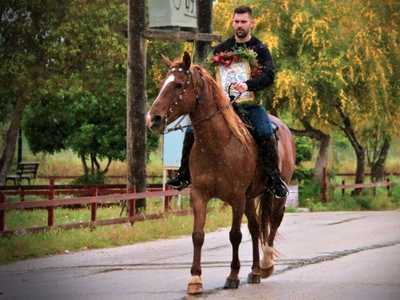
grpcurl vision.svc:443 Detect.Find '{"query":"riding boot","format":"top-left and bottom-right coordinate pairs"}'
top-left (166, 132), bottom-right (194, 190)
top-left (257, 135), bottom-right (289, 198)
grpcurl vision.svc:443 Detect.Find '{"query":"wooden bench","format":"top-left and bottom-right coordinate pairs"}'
top-left (6, 162), bottom-right (39, 185)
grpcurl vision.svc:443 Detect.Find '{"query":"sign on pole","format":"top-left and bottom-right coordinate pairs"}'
top-left (163, 116), bottom-right (191, 169)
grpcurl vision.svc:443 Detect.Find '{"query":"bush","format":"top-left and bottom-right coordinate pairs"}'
top-left (298, 182), bottom-right (322, 207)
top-left (295, 136), bottom-right (313, 165)
top-left (292, 167), bottom-right (314, 184)
top-left (299, 180), bottom-right (400, 211)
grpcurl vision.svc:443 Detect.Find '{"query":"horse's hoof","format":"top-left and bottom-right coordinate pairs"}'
top-left (224, 278), bottom-right (240, 289)
top-left (247, 273), bottom-right (261, 284)
top-left (260, 265), bottom-right (274, 278)
top-left (187, 282), bottom-right (203, 295)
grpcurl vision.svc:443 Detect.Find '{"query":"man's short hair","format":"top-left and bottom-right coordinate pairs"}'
top-left (234, 5), bottom-right (253, 17)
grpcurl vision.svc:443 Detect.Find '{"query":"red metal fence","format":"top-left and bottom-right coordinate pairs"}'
top-left (1, 180), bottom-right (164, 202)
top-left (0, 183), bottom-right (190, 237)
top-left (321, 168), bottom-right (396, 202)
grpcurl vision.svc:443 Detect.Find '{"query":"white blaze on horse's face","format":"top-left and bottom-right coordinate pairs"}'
top-left (146, 73), bottom-right (177, 130)
top-left (151, 74), bottom-right (176, 108)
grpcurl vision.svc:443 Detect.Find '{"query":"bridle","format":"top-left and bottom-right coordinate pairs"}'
top-left (164, 67), bottom-right (240, 134)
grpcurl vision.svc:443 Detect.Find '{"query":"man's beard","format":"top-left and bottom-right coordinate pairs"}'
top-left (235, 28), bottom-right (249, 39)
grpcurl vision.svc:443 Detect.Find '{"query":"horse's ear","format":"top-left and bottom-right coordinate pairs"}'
top-left (182, 52), bottom-right (191, 70)
top-left (161, 54), bottom-right (171, 68)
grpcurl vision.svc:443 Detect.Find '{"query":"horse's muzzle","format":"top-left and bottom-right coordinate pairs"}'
top-left (146, 113), bottom-right (165, 133)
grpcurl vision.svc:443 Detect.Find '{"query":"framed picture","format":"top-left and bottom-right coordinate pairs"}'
top-left (215, 61), bottom-right (255, 103)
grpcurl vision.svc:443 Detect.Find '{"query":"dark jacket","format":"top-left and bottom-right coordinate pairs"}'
top-left (213, 36), bottom-right (275, 93)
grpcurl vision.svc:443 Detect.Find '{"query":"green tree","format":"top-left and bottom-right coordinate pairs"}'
top-left (22, 92), bottom-right (128, 180)
top-left (0, 0), bottom-right (129, 184)
top-left (261, 0), bottom-right (399, 186)
top-left (1, 0), bottom-right (188, 184)
top-left (0, 0), bottom-right (66, 184)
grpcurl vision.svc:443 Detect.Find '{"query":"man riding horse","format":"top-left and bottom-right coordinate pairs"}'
top-left (167, 5), bottom-right (288, 199)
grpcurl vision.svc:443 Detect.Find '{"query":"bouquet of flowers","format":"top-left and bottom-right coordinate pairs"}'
top-left (204, 46), bottom-right (263, 78)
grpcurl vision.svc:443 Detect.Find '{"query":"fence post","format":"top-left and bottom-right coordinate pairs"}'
top-left (91, 188), bottom-right (98, 222)
top-left (48, 178), bottom-right (55, 200)
top-left (387, 178), bottom-right (392, 197)
top-left (48, 178), bottom-right (55, 226)
top-left (20, 187), bottom-right (25, 202)
top-left (0, 192), bottom-right (5, 231)
top-left (342, 180), bottom-right (345, 196)
top-left (164, 184), bottom-right (172, 212)
top-left (321, 167), bottom-right (327, 203)
top-left (129, 186), bottom-right (136, 220)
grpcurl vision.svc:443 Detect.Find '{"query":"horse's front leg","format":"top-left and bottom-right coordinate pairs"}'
top-left (224, 198), bottom-right (245, 289)
top-left (187, 192), bottom-right (208, 295)
top-left (244, 199), bottom-right (261, 284)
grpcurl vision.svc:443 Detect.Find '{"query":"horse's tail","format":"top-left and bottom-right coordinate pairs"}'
top-left (257, 192), bottom-right (271, 246)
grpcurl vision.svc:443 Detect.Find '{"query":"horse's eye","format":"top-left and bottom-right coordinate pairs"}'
top-left (176, 83), bottom-right (183, 89)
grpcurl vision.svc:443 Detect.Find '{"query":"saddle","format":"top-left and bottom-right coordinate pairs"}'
top-left (232, 102), bottom-right (279, 140)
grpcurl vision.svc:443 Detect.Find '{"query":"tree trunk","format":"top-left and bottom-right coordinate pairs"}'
top-left (80, 153), bottom-right (88, 176)
top-left (352, 146), bottom-right (365, 195)
top-left (91, 154), bottom-right (95, 176)
top-left (314, 134), bottom-right (331, 182)
top-left (334, 104), bottom-right (365, 195)
top-left (369, 137), bottom-right (390, 182)
top-left (290, 118), bottom-right (331, 183)
top-left (92, 154), bottom-right (100, 173)
top-left (0, 98), bottom-right (27, 185)
top-left (102, 157), bottom-right (112, 175)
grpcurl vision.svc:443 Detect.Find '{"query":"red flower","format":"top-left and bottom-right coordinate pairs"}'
top-left (251, 68), bottom-right (263, 77)
top-left (212, 55), bottom-right (220, 62)
top-left (219, 59), bottom-right (230, 66)
top-left (233, 56), bottom-right (239, 61)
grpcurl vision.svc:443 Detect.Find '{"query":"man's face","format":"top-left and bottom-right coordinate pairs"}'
top-left (232, 13), bottom-right (254, 39)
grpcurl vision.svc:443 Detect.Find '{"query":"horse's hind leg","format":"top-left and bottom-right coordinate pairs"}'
top-left (244, 200), bottom-right (261, 284)
top-left (224, 200), bottom-right (245, 289)
top-left (261, 195), bottom-right (286, 279)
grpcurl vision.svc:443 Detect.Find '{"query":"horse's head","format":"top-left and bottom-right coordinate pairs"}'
top-left (146, 52), bottom-right (201, 133)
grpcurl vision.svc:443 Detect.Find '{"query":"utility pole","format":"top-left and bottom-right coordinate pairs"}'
top-left (195, 0), bottom-right (214, 62)
top-left (127, 0), bottom-right (147, 212)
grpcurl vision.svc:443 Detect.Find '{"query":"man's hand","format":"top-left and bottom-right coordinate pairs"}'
top-left (232, 82), bottom-right (248, 93)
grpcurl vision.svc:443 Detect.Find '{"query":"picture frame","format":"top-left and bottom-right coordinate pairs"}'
top-left (215, 61), bottom-right (255, 103)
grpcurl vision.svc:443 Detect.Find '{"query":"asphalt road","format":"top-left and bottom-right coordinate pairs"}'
top-left (1, 210), bottom-right (399, 300)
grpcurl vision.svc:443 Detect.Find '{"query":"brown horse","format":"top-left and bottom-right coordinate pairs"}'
top-left (146, 52), bottom-right (295, 295)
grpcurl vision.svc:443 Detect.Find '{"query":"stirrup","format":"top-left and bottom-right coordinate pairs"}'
top-left (270, 179), bottom-right (289, 199)
top-left (167, 177), bottom-right (183, 189)
top-left (167, 176), bottom-right (190, 191)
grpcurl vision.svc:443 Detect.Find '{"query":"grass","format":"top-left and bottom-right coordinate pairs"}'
top-left (0, 199), bottom-right (233, 265)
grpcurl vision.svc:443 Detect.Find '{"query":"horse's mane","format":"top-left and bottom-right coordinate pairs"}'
top-left (190, 64), bottom-right (254, 151)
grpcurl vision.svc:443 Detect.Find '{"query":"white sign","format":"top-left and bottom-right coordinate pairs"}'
top-left (149, 0), bottom-right (197, 28)
top-left (163, 116), bottom-right (191, 169)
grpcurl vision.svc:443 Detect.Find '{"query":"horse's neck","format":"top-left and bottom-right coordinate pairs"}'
top-left (192, 117), bottom-right (231, 139)
top-left (190, 97), bottom-right (233, 147)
